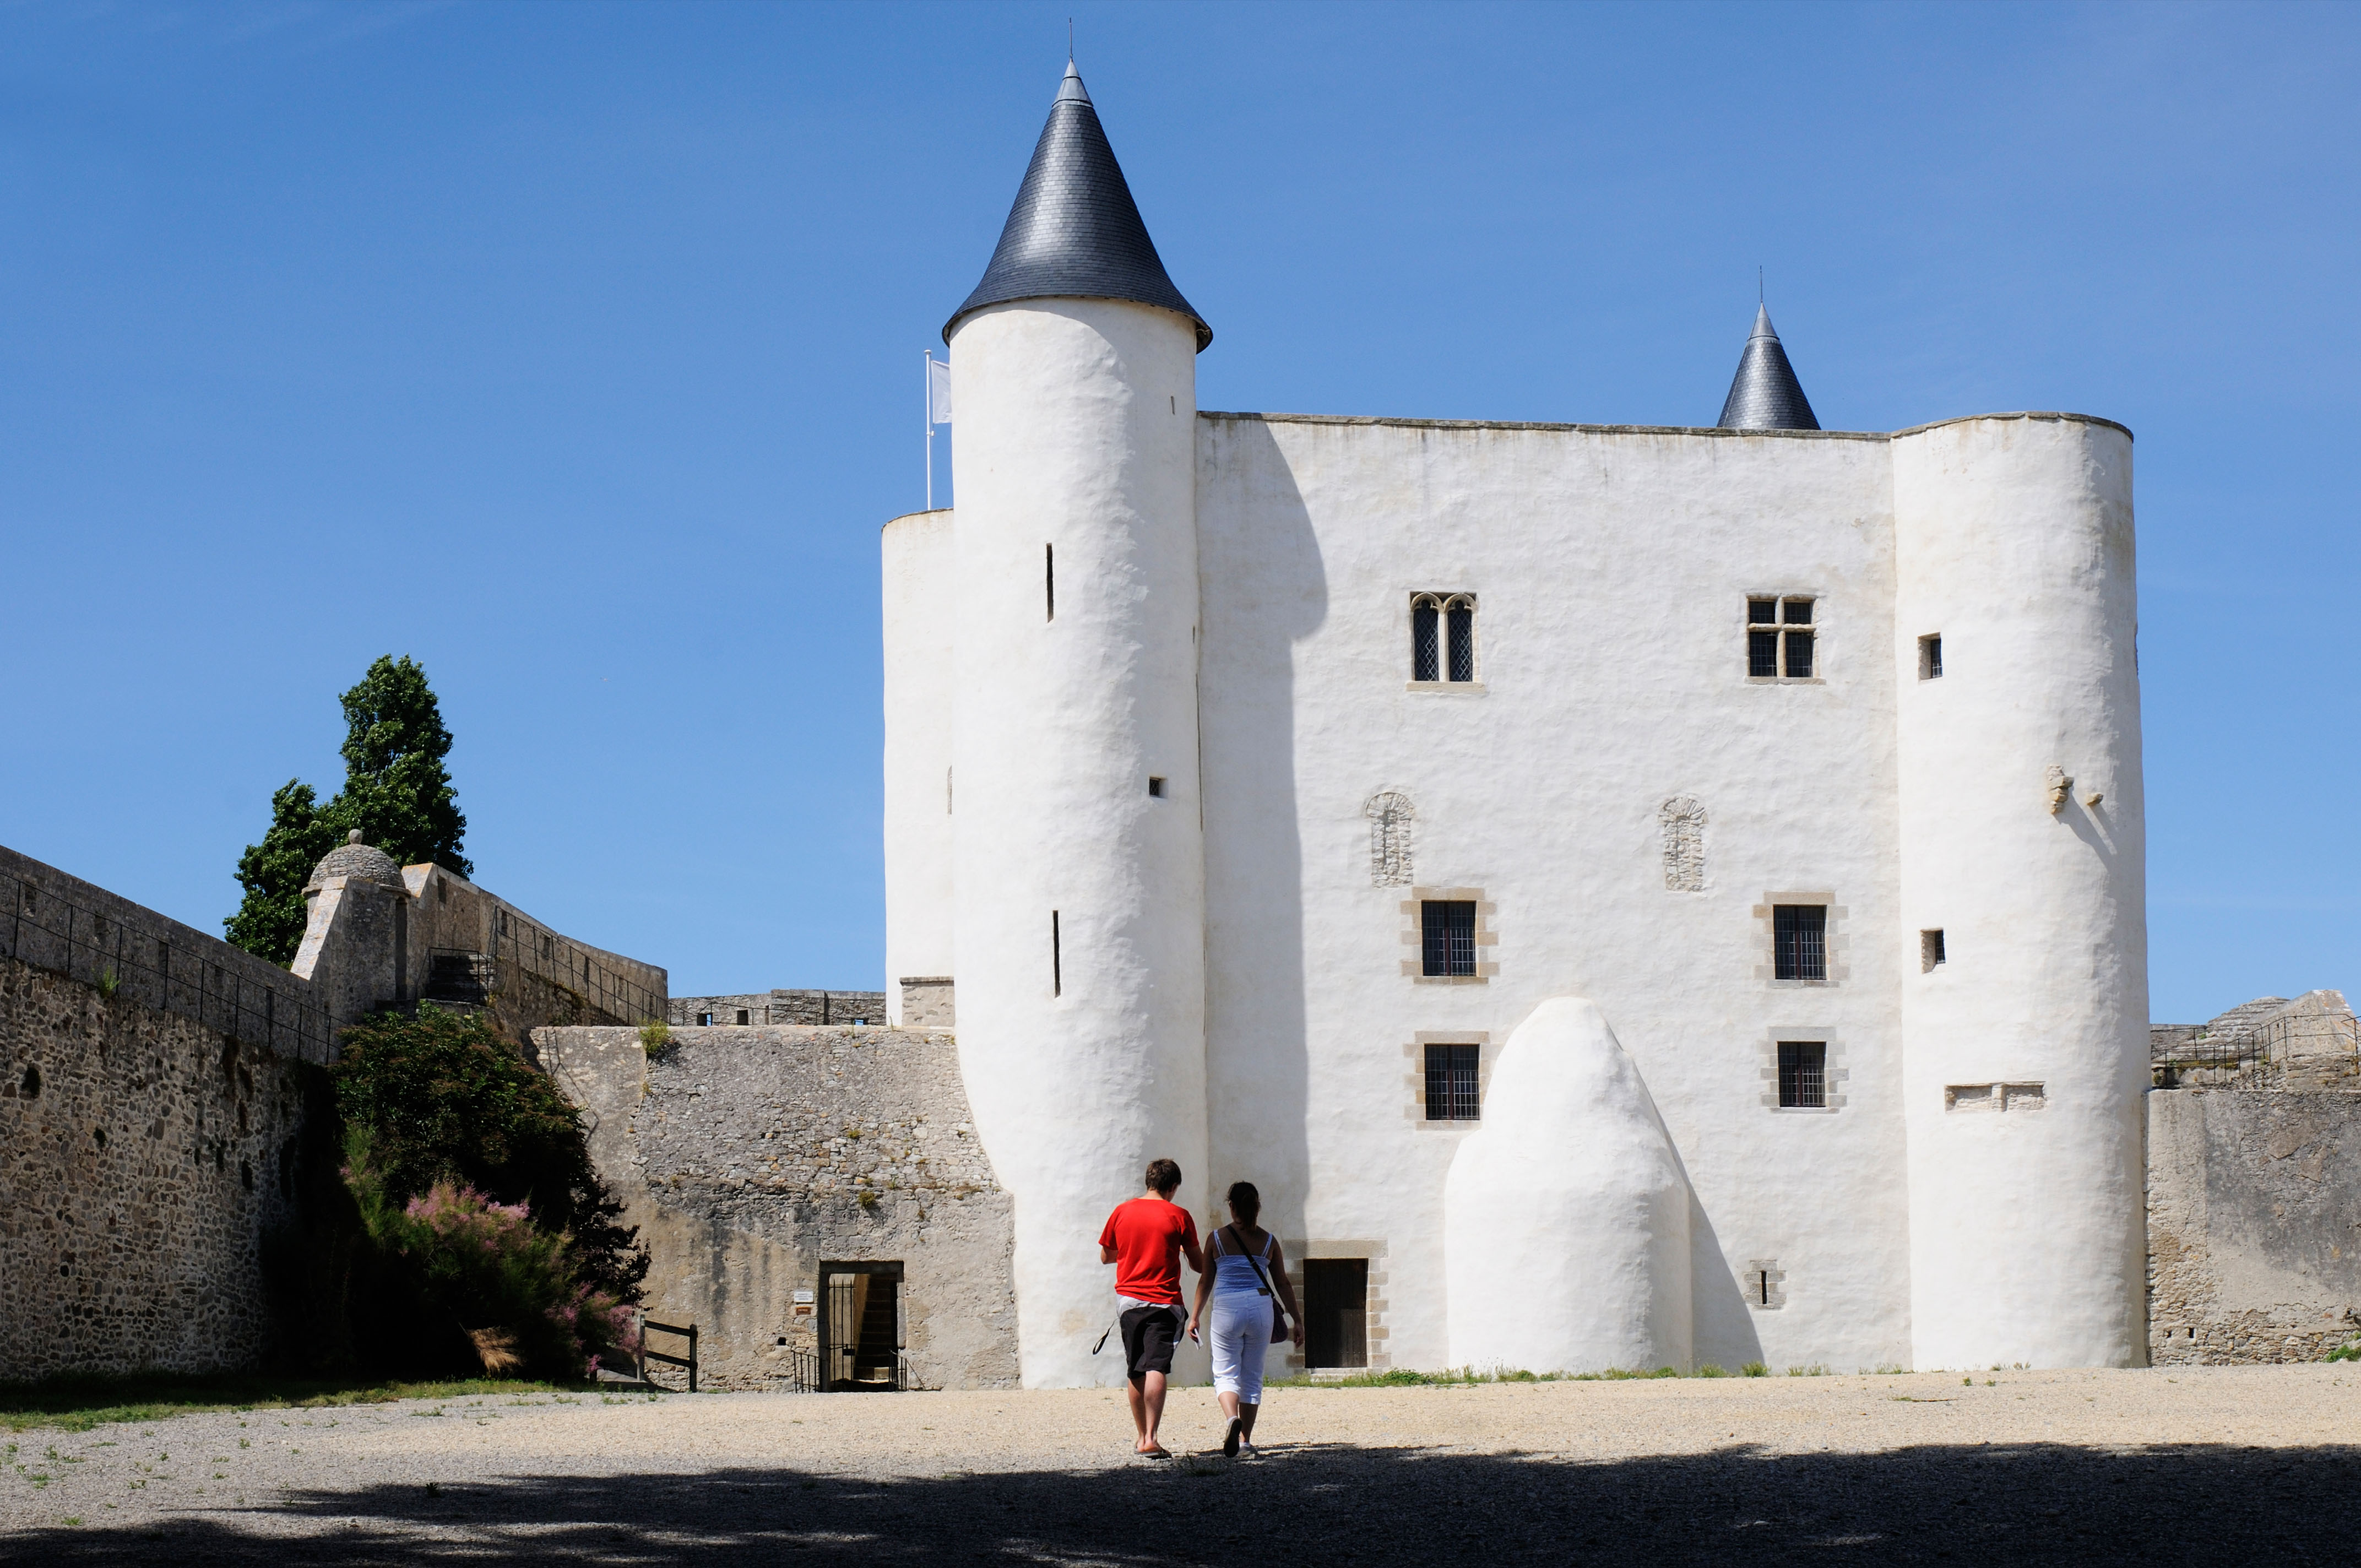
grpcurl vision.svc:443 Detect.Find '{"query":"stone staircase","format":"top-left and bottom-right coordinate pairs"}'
top-left (424, 950), bottom-right (498, 1009)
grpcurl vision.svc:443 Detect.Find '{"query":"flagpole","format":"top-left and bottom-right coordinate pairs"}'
top-left (924, 350), bottom-right (935, 512)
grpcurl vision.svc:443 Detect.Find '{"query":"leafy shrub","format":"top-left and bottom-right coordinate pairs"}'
top-left (1741, 1361), bottom-right (1769, 1377)
top-left (333, 1004), bottom-right (646, 1301)
top-left (344, 1137), bottom-right (636, 1378)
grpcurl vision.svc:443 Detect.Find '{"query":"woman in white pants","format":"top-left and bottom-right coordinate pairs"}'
top-left (1187, 1181), bottom-right (1304, 1457)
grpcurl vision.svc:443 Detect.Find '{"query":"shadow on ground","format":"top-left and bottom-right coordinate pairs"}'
top-left (5, 1441), bottom-right (2353, 1564)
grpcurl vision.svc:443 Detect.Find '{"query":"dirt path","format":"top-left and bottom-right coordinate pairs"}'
top-left (3, 1365), bottom-right (2355, 1562)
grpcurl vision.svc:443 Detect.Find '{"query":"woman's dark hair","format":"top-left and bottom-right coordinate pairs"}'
top-left (1225, 1181), bottom-right (1261, 1225)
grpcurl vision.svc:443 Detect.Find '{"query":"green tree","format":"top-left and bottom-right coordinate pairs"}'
top-left (225, 655), bottom-right (470, 964)
top-left (222, 780), bottom-right (346, 964)
top-left (333, 655), bottom-right (470, 876)
top-left (333, 1004), bottom-right (648, 1303)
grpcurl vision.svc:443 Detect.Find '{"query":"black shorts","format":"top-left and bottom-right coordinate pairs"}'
top-left (1120, 1304), bottom-right (1182, 1381)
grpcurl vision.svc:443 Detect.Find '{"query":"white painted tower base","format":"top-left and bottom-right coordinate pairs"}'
top-left (1445, 999), bottom-right (1696, 1374)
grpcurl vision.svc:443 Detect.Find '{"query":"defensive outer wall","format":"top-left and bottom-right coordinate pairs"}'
top-left (536, 1023), bottom-right (1017, 1391)
top-left (1, 841), bottom-right (662, 1382)
top-left (1, 845), bottom-right (330, 1381)
top-left (2146, 992), bottom-right (2361, 1364)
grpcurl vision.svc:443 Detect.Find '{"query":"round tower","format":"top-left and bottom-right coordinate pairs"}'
top-left (1892, 413), bottom-right (2147, 1369)
top-left (945, 63), bottom-right (1211, 1388)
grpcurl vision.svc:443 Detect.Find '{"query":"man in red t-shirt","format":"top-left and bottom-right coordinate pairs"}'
top-left (1098, 1157), bottom-right (1204, 1458)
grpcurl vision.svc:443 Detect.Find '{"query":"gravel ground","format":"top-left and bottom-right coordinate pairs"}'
top-left (3, 1365), bottom-right (2356, 1564)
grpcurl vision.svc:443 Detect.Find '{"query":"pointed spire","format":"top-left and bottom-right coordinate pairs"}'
top-left (945, 64), bottom-right (1211, 350)
top-left (1716, 304), bottom-right (1820, 431)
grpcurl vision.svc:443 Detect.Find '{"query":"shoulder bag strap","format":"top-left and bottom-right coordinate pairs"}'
top-left (1236, 1227), bottom-right (1284, 1312)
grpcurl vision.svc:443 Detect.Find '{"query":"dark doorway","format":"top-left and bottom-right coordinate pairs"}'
top-left (818, 1261), bottom-right (904, 1391)
top-left (1302, 1258), bottom-right (1369, 1369)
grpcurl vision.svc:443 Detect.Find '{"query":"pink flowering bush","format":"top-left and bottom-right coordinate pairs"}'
top-left (346, 1130), bottom-right (639, 1377)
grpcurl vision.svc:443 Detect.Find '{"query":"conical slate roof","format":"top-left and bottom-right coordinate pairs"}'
top-left (1716, 305), bottom-right (1819, 431)
top-left (945, 63), bottom-right (1211, 351)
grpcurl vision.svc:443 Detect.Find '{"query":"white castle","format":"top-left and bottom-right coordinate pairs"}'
top-left (881, 63), bottom-right (2147, 1386)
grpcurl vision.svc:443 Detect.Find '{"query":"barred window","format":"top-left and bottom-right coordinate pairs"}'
top-left (1778, 1042), bottom-right (1826, 1108)
top-left (1424, 1043), bottom-right (1480, 1120)
top-left (1772, 904), bottom-right (1826, 981)
top-left (1412, 593), bottom-right (1477, 683)
top-left (1421, 900), bottom-right (1477, 977)
top-left (1919, 633), bottom-right (1942, 680)
top-left (1747, 596), bottom-right (1815, 679)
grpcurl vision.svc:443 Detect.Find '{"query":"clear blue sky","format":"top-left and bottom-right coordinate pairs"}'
top-left (2, 2), bottom-right (2353, 1020)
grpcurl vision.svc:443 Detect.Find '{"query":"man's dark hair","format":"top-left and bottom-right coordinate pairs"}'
top-left (1144, 1158), bottom-right (1182, 1196)
top-left (1225, 1181), bottom-right (1261, 1225)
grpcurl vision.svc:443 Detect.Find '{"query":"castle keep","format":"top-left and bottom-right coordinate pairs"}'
top-left (879, 62), bottom-right (2148, 1386)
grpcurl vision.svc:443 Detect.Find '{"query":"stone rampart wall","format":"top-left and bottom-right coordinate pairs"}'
top-left (0, 954), bottom-right (312, 1381)
top-left (2147, 1088), bottom-right (2361, 1364)
top-left (667, 991), bottom-right (887, 1027)
top-left (2, 844), bottom-right (332, 1066)
top-left (538, 1024), bottom-right (1015, 1391)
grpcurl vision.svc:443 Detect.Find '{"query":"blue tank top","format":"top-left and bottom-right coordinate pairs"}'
top-left (1211, 1227), bottom-right (1276, 1298)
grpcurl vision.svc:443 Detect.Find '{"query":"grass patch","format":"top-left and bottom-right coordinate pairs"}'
top-left (0, 1372), bottom-right (625, 1434)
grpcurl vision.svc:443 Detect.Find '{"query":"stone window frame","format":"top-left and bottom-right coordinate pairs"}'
top-left (1752, 892), bottom-right (1848, 988)
top-left (1275, 1239), bottom-right (1392, 1375)
top-left (1401, 1032), bottom-right (1492, 1128)
top-left (1744, 592), bottom-right (1826, 685)
top-left (1741, 1257), bottom-right (1789, 1310)
top-left (1406, 592), bottom-right (1485, 693)
top-left (1757, 1026), bottom-right (1849, 1113)
top-left (1945, 1082), bottom-right (2047, 1113)
top-left (1400, 887), bottom-right (1499, 984)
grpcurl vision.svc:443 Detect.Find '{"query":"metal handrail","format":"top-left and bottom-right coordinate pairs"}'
top-left (490, 907), bottom-right (664, 1026)
top-left (1, 861), bottom-right (331, 1062)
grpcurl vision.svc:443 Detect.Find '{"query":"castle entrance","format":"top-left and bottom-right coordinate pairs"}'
top-left (819, 1261), bottom-right (904, 1390)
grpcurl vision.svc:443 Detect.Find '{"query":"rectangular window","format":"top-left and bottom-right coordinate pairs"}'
top-left (1777, 1041), bottom-right (1827, 1108)
top-left (1746, 596), bottom-right (1817, 679)
top-left (1302, 1259), bottom-right (1370, 1369)
top-left (1922, 929), bottom-right (1946, 971)
top-left (1919, 633), bottom-right (1943, 680)
top-left (1147, 776), bottom-right (1166, 798)
top-left (1421, 900), bottom-right (1477, 976)
top-left (1447, 601), bottom-right (1475, 681)
top-left (1051, 910), bottom-right (1061, 997)
top-left (1424, 1043), bottom-right (1480, 1120)
top-left (1045, 544), bottom-right (1055, 621)
top-left (1772, 904), bottom-right (1826, 981)
top-left (735, 1008), bottom-right (750, 1025)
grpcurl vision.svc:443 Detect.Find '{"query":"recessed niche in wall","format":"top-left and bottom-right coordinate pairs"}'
top-left (1946, 1082), bottom-right (2046, 1113)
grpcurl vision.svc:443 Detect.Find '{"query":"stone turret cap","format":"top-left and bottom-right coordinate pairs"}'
top-left (305, 830), bottom-right (406, 893)
top-left (1716, 304), bottom-right (1821, 431)
top-left (943, 62), bottom-right (1211, 351)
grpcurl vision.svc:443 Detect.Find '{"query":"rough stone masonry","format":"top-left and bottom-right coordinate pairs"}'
top-left (538, 1023), bottom-right (1017, 1391)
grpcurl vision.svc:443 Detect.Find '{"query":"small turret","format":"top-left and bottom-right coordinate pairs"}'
top-left (1716, 304), bottom-right (1819, 431)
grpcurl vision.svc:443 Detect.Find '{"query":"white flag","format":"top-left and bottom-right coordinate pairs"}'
top-left (927, 356), bottom-right (953, 425)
